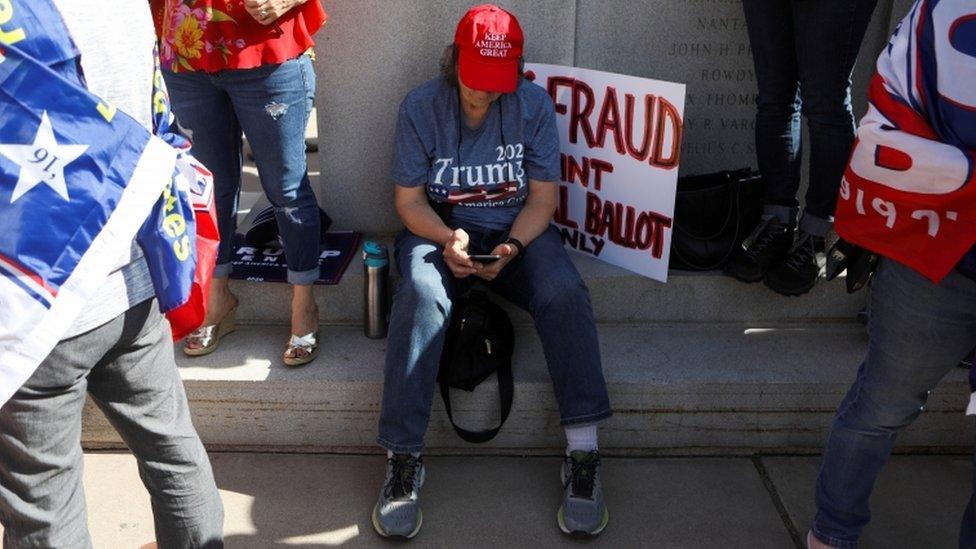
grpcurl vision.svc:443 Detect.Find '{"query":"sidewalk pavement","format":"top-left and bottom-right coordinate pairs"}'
top-left (0, 452), bottom-right (970, 548)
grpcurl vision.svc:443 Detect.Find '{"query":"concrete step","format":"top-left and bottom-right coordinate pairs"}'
top-left (81, 322), bottom-right (969, 454)
top-left (230, 246), bottom-right (865, 326)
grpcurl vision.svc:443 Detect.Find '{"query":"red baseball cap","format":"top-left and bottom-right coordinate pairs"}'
top-left (454, 4), bottom-right (524, 93)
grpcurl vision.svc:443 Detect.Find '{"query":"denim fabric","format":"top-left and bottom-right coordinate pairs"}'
top-left (0, 300), bottom-right (223, 548)
top-left (812, 259), bottom-right (976, 548)
top-left (163, 54), bottom-right (320, 285)
top-left (742, 0), bottom-right (877, 236)
top-left (377, 224), bottom-right (612, 453)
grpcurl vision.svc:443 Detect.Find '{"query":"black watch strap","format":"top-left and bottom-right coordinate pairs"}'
top-left (504, 237), bottom-right (525, 258)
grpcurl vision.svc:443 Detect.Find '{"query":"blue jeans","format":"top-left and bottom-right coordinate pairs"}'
top-left (812, 259), bottom-right (976, 548)
top-left (377, 224), bottom-right (612, 453)
top-left (742, 0), bottom-right (877, 236)
top-left (163, 54), bottom-right (320, 285)
top-left (0, 300), bottom-right (223, 548)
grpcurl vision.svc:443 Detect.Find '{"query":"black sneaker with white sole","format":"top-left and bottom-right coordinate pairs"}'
top-left (725, 218), bottom-right (795, 283)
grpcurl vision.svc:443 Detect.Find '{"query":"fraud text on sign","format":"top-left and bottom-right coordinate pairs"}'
top-left (527, 64), bottom-right (686, 282)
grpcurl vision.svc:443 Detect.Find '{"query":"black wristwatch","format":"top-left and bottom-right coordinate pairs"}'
top-left (504, 237), bottom-right (525, 259)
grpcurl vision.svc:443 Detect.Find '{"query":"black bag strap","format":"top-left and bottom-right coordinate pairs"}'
top-left (438, 286), bottom-right (515, 444)
top-left (673, 172), bottom-right (739, 241)
top-left (438, 357), bottom-right (513, 444)
top-left (670, 186), bottom-right (742, 271)
top-left (671, 170), bottom-right (756, 271)
top-left (438, 289), bottom-right (513, 443)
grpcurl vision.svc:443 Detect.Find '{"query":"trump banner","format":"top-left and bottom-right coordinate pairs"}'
top-left (527, 64), bottom-right (685, 282)
top-left (834, 0), bottom-right (976, 284)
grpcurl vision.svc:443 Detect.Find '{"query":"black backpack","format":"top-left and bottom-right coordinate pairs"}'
top-left (438, 289), bottom-right (515, 443)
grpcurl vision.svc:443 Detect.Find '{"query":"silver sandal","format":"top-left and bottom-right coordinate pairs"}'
top-left (283, 331), bottom-right (319, 367)
top-left (183, 307), bottom-right (237, 357)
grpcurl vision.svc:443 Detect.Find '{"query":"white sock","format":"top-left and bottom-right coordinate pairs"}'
top-left (564, 424), bottom-right (598, 455)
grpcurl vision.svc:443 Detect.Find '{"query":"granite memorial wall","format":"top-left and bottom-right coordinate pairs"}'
top-left (314, 0), bottom-right (903, 234)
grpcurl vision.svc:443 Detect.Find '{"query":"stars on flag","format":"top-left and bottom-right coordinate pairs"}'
top-left (0, 111), bottom-right (88, 203)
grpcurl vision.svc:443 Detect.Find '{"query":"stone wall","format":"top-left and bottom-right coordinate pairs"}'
top-left (313, 0), bottom-right (903, 234)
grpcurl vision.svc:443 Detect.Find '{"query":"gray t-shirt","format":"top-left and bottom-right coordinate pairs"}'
top-left (392, 77), bottom-right (561, 231)
top-left (55, 1), bottom-right (157, 338)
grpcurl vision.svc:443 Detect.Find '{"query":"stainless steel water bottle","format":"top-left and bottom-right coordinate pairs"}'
top-left (363, 241), bottom-right (390, 339)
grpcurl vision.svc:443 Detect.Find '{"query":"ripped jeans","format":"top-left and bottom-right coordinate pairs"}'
top-left (163, 54), bottom-right (321, 284)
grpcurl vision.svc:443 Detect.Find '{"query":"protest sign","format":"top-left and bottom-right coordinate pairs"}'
top-left (527, 63), bottom-right (685, 282)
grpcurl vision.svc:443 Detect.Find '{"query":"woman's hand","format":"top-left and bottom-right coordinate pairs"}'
top-left (442, 229), bottom-right (481, 279)
top-left (475, 242), bottom-right (517, 282)
top-left (244, 0), bottom-right (306, 25)
top-left (392, 186), bottom-right (476, 278)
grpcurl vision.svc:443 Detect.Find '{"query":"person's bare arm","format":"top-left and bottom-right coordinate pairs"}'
top-left (507, 179), bottom-right (557, 247)
top-left (395, 185), bottom-right (480, 278)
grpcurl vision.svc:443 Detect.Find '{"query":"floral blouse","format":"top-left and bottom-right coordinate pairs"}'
top-left (151, 0), bottom-right (327, 73)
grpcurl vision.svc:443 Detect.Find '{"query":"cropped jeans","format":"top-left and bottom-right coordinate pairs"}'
top-left (812, 259), bottom-right (976, 548)
top-left (163, 54), bottom-right (320, 284)
top-left (742, 0), bottom-right (877, 237)
top-left (377, 224), bottom-right (612, 453)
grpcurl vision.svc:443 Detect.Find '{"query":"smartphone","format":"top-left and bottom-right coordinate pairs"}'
top-left (469, 254), bottom-right (502, 264)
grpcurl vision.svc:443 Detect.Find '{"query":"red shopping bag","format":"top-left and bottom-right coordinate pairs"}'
top-left (165, 160), bottom-right (220, 340)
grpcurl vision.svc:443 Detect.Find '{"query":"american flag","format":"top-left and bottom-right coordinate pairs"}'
top-left (434, 181), bottom-right (520, 205)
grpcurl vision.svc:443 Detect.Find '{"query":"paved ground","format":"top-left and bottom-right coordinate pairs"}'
top-left (0, 452), bottom-right (969, 548)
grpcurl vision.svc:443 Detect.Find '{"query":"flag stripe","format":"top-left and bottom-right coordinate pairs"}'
top-left (0, 262), bottom-right (52, 308)
top-left (0, 252), bottom-right (56, 304)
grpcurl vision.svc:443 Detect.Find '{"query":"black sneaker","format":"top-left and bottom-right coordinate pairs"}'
top-left (725, 218), bottom-right (794, 282)
top-left (764, 231), bottom-right (824, 296)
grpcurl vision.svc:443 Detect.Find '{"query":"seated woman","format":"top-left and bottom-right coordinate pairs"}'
top-left (372, 4), bottom-right (612, 540)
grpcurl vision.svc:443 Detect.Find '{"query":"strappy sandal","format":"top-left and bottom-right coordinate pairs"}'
top-left (183, 307), bottom-right (237, 357)
top-left (283, 331), bottom-right (320, 367)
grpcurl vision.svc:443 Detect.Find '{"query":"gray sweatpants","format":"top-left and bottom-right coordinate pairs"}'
top-left (0, 299), bottom-right (224, 548)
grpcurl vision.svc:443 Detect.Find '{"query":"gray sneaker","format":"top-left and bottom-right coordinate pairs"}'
top-left (557, 450), bottom-right (608, 536)
top-left (372, 454), bottom-right (425, 539)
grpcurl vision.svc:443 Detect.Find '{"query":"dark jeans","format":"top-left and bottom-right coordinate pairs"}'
top-left (163, 54), bottom-right (320, 285)
top-left (742, 0), bottom-right (877, 237)
top-left (377, 224), bottom-right (612, 453)
top-left (812, 259), bottom-right (976, 548)
top-left (0, 300), bottom-right (224, 548)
